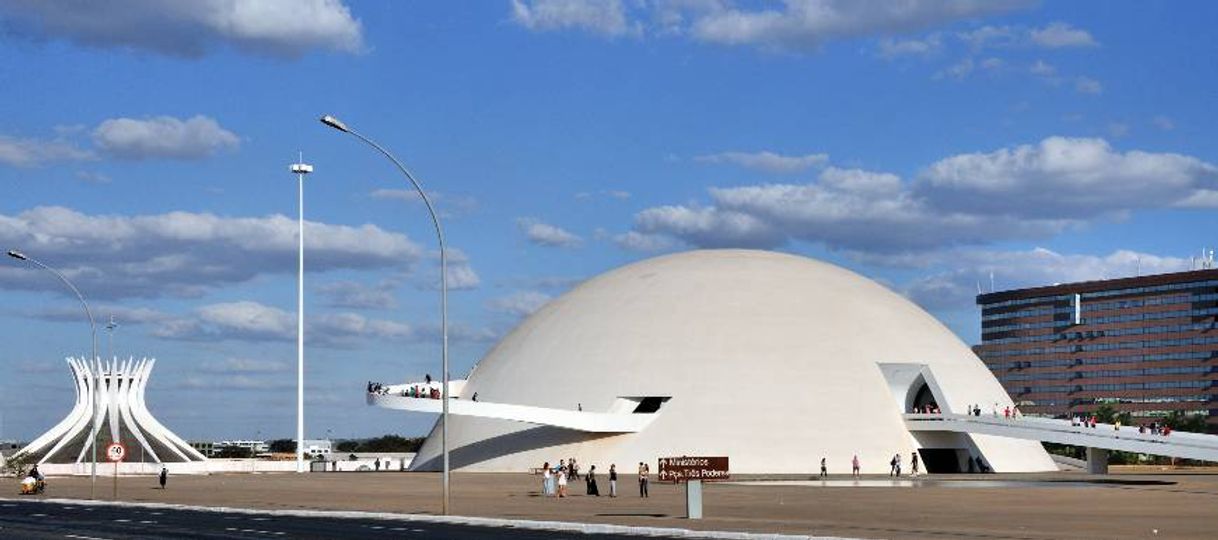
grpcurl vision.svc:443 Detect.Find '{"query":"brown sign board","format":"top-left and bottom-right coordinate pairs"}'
top-left (658, 456), bottom-right (729, 482)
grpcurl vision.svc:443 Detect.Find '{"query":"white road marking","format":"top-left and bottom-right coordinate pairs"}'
top-left (138, 520), bottom-right (156, 524)
top-left (31, 513), bottom-right (48, 517)
top-left (65, 535), bottom-right (114, 540)
top-left (113, 519), bottom-right (130, 523)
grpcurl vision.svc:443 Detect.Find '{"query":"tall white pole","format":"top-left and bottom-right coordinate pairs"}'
top-left (291, 158), bottom-right (313, 474)
top-left (318, 115), bottom-right (450, 514)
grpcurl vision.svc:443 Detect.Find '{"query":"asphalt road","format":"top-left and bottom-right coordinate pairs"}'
top-left (0, 499), bottom-right (680, 539)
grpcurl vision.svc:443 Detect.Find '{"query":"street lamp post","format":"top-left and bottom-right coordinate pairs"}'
top-left (318, 114), bottom-right (451, 515)
top-left (291, 156), bottom-right (313, 474)
top-left (7, 249), bottom-right (99, 498)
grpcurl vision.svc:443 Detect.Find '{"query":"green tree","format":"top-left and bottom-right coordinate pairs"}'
top-left (1092, 404), bottom-right (1132, 426)
top-left (1163, 411), bottom-right (1208, 433)
top-left (1, 451), bottom-right (31, 477)
top-left (358, 435), bottom-right (424, 453)
top-left (335, 440), bottom-right (359, 453)
top-left (214, 445), bottom-right (253, 459)
top-left (268, 439), bottom-right (296, 453)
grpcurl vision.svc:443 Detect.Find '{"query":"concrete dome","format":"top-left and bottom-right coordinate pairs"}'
top-left (411, 249), bottom-right (1054, 474)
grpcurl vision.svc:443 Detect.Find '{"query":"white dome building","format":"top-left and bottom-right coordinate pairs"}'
top-left (393, 250), bottom-right (1055, 474)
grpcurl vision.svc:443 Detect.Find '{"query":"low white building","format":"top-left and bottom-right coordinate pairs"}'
top-left (303, 439), bottom-right (332, 456)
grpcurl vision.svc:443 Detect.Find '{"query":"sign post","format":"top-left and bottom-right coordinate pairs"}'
top-left (658, 456), bottom-right (729, 520)
top-left (106, 441), bottom-right (126, 500)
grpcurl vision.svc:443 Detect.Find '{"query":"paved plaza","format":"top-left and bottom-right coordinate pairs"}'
top-left (16, 468), bottom-right (1218, 539)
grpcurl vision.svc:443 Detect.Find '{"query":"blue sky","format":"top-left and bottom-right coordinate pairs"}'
top-left (1, 1), bottom-right (1216, 442)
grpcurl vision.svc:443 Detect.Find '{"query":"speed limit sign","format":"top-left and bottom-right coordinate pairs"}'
top-left (106, 441), bottom-right (127, 463)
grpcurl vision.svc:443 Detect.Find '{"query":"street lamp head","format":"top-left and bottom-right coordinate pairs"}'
top-left (7, 249), bottom-right (27, 261)
top-left (319, 115), bottom-right (350, 133)
top-left (290, 163), bottom-right (314, 174)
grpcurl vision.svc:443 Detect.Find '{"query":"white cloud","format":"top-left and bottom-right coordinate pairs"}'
top-left (198, 357), bottom-right (290, 374)
top-left (613, 231), bottom-right (678, 252)
top-left (318, 279), bottom-right (399, 309)
top-left (413, 248), bottom-right (481, 291)
top-left (574, 190), bottom-right (631, 201)
top-left (1107, 122), bottom-right (1130, 138)
top-left (936, 57), bottom-right (973, 80)
top-left (508, 0), bottom-right (1028, 50)
top-left (695, 150), bottom-right (828, 173)
top-left (153, 300), bottom-right (415, 346)
top-left (517, 218), bottom-right (583, 248)
top-left (877, 33), bottom-right (942, 58)
top-left (622, 138), bottom-right (1217, 255)
top-left (487, 290), bottom-right (552, 317)
top-left (92, 115), bottom-right (239, 160)
top-left (901, 248), bottom-right (1188, 311)
top-left (957, 25), bottom-right (1018, 50)
top-left (1074, 76), bottom-right (1103, 95)
top-left (917, 136), bottom-right (1218, 218)
top-left (369, 189), bottom-right (480, 218)
top-left (1029, 22), bottom-right (1098, 48)
top-left (510, 0), bottom-right (638, 37)
top-left (959, 21), bottom-right (1096, 50)
top-left (0, 206), bottom-right (421, 299)
top-left (633, 205), bottom-right (786, 249)
top-left (0, 134), bottom-right (93, 167)
top-left (690, 0), bottom-right (1026, 51)
top-left (1028, 59), bottom-right (1056, 77)
top-left (979, 57), bottom-right (1003, 70)
top-left (0, 0), bottom-right (364, 58)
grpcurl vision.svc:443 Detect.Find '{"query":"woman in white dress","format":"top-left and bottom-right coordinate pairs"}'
top-left (557, 466), bottom-right (568, 498)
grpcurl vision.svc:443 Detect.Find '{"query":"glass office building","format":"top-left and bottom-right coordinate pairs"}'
top-left (975, 269), bottom-right (1218, 432)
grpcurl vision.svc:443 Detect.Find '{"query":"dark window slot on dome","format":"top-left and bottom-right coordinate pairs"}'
top-left (632, 396), bottom-right (671, 414)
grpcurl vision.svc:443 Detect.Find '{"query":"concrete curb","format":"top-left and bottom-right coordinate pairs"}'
top-left (1, 496), bottom-right (863, 539)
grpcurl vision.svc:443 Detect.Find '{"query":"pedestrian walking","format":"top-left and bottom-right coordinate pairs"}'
top-left (586, 465), bottom-right (600, 496)
top-left (851, 455), bottom-right (860, 477)
top-left (911, 452), bottom-right (919, 476)
top-left (889, 454), bottom-right (898, 476)
top-left (638, 462), bottom-right (650, 497)
top-left (819, 457), bottom-right (827, 478)
top-left (542, 462), bottom-right (553, 497)
top-left (159, 466), bottom-right (168, 489)
top-left (609, 464), bottom-right (618, 497)
top-left (557, 466), bottom-right (568, 498)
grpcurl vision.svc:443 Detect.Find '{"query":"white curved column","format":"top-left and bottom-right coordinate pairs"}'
top-left (28, 358), bottom-right (92, 464)
top-left (117, 358), bottom-right (162, 463)
top-left (130, 359), bottom-right (205, 461)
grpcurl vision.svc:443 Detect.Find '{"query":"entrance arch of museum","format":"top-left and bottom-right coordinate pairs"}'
top-left (877, 362), bottom-right (976, 473)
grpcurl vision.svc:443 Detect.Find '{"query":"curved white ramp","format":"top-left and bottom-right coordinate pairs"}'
top-left (906, 413), bottom-right (1218, 462)
top-left (368, 385), bottom-right (659, 433)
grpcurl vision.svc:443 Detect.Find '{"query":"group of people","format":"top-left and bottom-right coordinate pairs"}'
top-left (961, 403), bottom-right (1020, 418)
top-left (887, 452), bottom-right (920, 476)
top-left (539, 459), bottom-right (648, 498)
top-left (1071, 415), bottom-right (1100, 428)
top-left (400, 385), bottom-right (440, 399)
top-left (914, 404), bottom-right (942, 414)
top-left (540, 459), bottom-right (611, 498)
top-left (365, 380), bottom-right (442, 399)
top-left (1071, 414), bottom-right (1173, 436)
